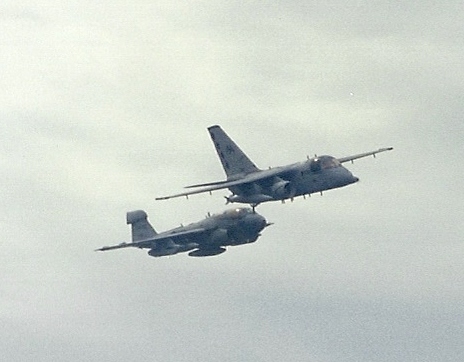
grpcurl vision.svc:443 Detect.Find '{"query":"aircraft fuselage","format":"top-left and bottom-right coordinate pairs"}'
top-left (228, 156), bottom-right (359, 204)
top-left (97, 208), bottom-right (270, 258)
top-left (155, 125), bottom-right (392, 206)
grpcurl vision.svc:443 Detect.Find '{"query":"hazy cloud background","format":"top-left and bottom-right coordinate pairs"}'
top-left (1, 1), bottom-right (463, 361)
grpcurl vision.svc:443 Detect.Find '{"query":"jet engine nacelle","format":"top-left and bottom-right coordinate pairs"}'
top-left (148, 242), bottom-right (198, 257)
top-left (188, 247), bottom-right (226, 257)
top-left (270, 180), bottom-right (296, 199)
top-left (209, 228), bottom-right (229, 246)
top-left (148, 247), bottom-right (178, 257)
top-left (226, 194), bottom-right (274, 204)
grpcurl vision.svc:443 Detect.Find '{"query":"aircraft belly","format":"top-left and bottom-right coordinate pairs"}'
top-left (298, 173), bottom-right (322, 194)
top-left (298, 169), bottom-right (357, 195)
top-left (227, 229), bottom-right (253, 246)
top-left (229, 183), bottom-right (261, 195)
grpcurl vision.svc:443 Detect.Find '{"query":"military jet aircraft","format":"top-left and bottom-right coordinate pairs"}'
top-left (96, 208), bottom-right (270, 257)
top-left (156, 125), bottom-right (393, 207)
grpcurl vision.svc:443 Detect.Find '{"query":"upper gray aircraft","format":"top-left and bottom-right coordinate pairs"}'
top-left (96, 208), bottom-right (270, 257)
top-left (156, 125), bottom-right (393, 207)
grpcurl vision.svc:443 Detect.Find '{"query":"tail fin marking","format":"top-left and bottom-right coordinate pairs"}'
top-left (208, 125), bottom-right (259, 178)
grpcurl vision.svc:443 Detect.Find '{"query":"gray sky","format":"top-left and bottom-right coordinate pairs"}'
top-left (1, 1), bottom-right (463, 361)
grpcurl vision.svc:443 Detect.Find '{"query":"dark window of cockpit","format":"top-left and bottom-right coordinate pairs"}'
top-left (321, 157), bottom-right (338, 169)
top-left (222, 208), bottom-right (244, 219)
top-left (310, 159), bottom-right (321, 172)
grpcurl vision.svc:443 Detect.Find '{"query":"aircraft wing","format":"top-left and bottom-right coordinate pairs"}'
top-left (95, 228), bottom-right (206, 251)
top-left (337, 147), bottom-right (393, 163)
top-left (156, 164), bottom-right (301, 200)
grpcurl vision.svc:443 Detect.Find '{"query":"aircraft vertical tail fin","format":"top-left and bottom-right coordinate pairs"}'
top-left (208, 125), bottom-right (260, 178)
top-left (126, 210), bottom-right (157, 242)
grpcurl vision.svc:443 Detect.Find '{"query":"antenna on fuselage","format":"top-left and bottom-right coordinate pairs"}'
top-left (251, 203), bottom-right (258, 213)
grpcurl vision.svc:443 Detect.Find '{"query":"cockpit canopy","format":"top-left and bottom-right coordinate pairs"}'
top-left (220, 208), bottom-right (253, 219)
top-left (309, 156), bottom-right (341, 172)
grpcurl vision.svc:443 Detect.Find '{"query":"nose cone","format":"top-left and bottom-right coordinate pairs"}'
top-left (255, 214), bottom-right (268, 232)
top-left (340, 167), bottom-right (359, 186)
top-left (246, 213), bottom-right (268, 233)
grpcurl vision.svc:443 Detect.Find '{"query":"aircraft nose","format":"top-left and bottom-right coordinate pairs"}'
top-left (250, 214), bottom-right (268, 232)
top-left (257, 215), bottom-right (267, 230)
top-left (261, 216), bottom-right (271, 230)
top-left (345, 168), bottom-right (359, 184)
top-left (340, 167), bottom-right (359, 185)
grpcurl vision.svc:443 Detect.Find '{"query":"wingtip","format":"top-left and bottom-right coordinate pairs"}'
top-left (155, 196), bottom-right (169, 201)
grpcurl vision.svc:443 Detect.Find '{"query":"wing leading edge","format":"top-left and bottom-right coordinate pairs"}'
top-left (96, 228), bottom-right (206, 251)
top-left (155, 164), bottom-right (301, 201)
top-left (337, 147), bottom-right (393, 163)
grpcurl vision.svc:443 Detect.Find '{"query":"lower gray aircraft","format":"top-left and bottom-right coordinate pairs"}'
top-left (156, 125), bottom-right (393, 207)
top-left (96, 208), bottom-right (270, 257)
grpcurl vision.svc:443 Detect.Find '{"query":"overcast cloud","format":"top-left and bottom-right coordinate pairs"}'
top-left (1, 1), bottom-right (463, 361)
